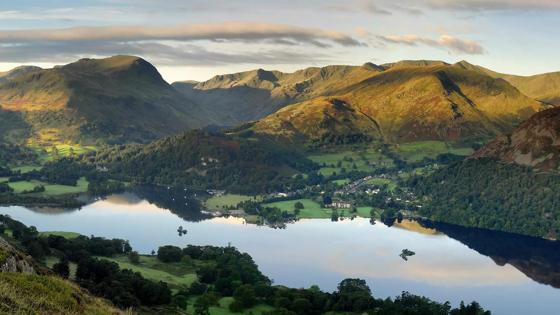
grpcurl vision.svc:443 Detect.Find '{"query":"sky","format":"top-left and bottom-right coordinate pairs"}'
top-left (0, 0), bottom-right (559, 83)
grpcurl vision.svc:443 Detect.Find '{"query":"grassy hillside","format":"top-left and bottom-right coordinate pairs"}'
top-left (455, 60), bottom-right (560, 106)
top-left (251, 62), bottom-right (542, 145)
top-left (0, 55), bottom-right (211, 148)
top-left (0, 273), bottom-right (123, 314)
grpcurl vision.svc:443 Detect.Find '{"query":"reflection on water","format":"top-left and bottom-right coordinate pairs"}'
top-left (1, 192), bottom-right (560, 315)
top-left (421, 220), bottom-right (560, 289)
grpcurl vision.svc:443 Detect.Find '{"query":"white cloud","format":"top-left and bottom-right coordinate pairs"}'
top-left (378, 34), bottom-right (485, 55)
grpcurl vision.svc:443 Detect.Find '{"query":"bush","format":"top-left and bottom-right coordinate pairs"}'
top-left (157, 245), bottom-right (183, 263)
top-left (53, 259), bottom-right (70, 278)
top-left (128, 251), bottom-right (140, 264)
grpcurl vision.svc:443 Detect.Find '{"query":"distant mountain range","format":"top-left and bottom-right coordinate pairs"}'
top-left (1, 55), bottom-right (558, 148)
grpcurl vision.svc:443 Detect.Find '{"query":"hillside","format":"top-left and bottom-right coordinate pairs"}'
top-left (87, 130), bottom-right (317, 193)
top-left (0, 55), bottom-right (211, 146)
top-left (409, 108), bottom-right (560, 239)
top-left (251, 62), bottom-right (543, 145)
top-left (172, 64), bottom-right (382, 126)
top-left (0, 66), bottom-right (42, 83)
top-left (0, 236), bottom-right (122, 314)
top-left (454, 60), bottom-right (560, 106)
top-left (472, 107), bottom-right (560, 171)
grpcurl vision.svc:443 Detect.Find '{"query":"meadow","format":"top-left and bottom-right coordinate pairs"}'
top-left (7, 177), bottom-right (88, 196)
top-left (99, 255), bottom-right (198, 290)
top-left (205, 194), bottom-right (260, 210)
top-left (262, 198), bottom-right (375, 219)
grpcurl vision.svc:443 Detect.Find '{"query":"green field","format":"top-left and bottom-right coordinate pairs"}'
top-left (331, 178), bottom-right (351, 186)
top-left (7, 177), bottom-right (88, 195)
top-left (10, 165), bottom-right (42, 174)
top-left (308, 148), bottom-right (394, 176)
top-left (99, 255), bottom-right (198, 290)
top-left (0, 177), bottom-right (9, 183)
top-left (187, 296), bottom-right (274, 315)
top-left (205, 194), bottom-right (260, 210)
top-left (39, 231), bottom-right (81, 239)
top-left (367, 177), bottom-right (398, 191)
top-left (395, 141), bottom-right (473, 162)
top-left (263, 198), bottom-right (374, 219)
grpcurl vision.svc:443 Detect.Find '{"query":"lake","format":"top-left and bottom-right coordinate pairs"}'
top-left (1, 191), bottom-right (559, 315)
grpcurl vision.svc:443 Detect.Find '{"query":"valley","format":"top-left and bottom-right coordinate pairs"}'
top-left (1, 55), bottom-right (560, 315)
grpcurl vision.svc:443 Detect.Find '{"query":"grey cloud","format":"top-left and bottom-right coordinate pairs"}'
top-left (378, 34), bottom-right (485, 55)
top-left (0, 22), bottom-right (364, 47)
top-left (427, 0), bottom-right (560, 11)
top-left (0, 41), bottom-right (334, 66)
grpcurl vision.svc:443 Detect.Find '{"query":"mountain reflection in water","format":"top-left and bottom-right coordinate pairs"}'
top-left (420, 220), bottom-right (560, 289)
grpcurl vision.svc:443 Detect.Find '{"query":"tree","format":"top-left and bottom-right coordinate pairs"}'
top-left (53, 259), bottom-right (70, 278)
top-left (294, 201), bottom-right (304, 210)
top-left (232, 284), bottom-right (257, 310)
top-left (322, 195), bottom-right (332, 205)
top-left (157, 245), bottom-right (183, 262)
top-left (195, 293), bottom-right (218, 315)
top-left (128, 251), bottom-right (140, 264)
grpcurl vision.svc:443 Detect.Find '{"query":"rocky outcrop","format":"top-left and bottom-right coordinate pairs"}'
top-left (472, 107), bottom-right (560, 171)
top-left (0, 237), bottom-right (36, 274)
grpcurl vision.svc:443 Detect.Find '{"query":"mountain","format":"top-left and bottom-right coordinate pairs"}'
top-left (172, 64), bottom-right (382, 126)
top-left (250, 61), bottom-right (543, 145)
top-left (454, 60), bottom-right (560, 106)
top-left (472, 107), bottom-right (560, 171)
top-left (0, 66), bottom-right (42, 83)
top-left (0, 55), bottom-right (212, 145)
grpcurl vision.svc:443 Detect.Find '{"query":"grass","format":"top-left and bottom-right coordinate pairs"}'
top-left (0, 177), bottom-right (9, 183)
top-left (10, 165), bottom-right (42, 174)
top-left (99, 255), bottom-right (198, 290)
top-left (186, 297), bottom-right (274, 315)
top-left (308, 148), bottom-right (394, 177)
top-left (205, 194), bottom-right (260, 210)
top-left (394, 141), bottom-right (473, 162)
top-left (331, 178), bottom-right (351, 186)
top-left (39, 231), bottom-right (81, 239)
top-left (263, 198), bottom-right (374, 219)
top-left (7, 177), bottom-right (88, 195)
top-left (367, 177), bottom-right (398, 191)
top-left (0, 273), bottom-right (120, 314)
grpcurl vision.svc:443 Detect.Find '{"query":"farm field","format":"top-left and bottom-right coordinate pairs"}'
top-left (205, 194), bottom-right (260, 210)
top-left (308, 148), bottom-right (394, 177)
top-left (7, 177), bottom-right (88, 195)
top-left (394, 141), bottom-right (473, 162)
top-left (263, 198), bottom-right (374, 219)
top-left (187, 297), bottom-right (274, 315)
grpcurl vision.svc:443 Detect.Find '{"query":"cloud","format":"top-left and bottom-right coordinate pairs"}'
top-left (378, 34), bottom-right (485, 54)
top-left (0, 22), bottom-right (363, 47)
top-left (427, 0), bottom-right (560, 11)
top-left (0, 41), bottom-right (334, 66)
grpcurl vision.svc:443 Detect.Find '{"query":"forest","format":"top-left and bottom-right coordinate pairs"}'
top-left (408, 158), bottom-right (560, 239)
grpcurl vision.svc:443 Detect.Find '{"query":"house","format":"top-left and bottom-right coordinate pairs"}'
top-left (328, 201), bottom-right (352, 209)
top-left (207, 189), bottom-right (225, 196)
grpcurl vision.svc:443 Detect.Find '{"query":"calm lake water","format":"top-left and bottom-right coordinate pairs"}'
top-left (1, 190), bottom-right (559, 315)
